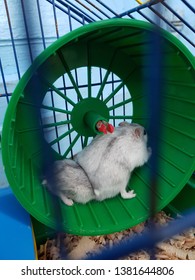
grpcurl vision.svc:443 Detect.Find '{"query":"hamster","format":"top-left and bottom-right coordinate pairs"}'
top-left (44, 122), bottom-right (151, 206)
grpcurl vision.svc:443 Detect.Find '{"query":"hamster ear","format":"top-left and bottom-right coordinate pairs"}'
top-left (134, 128), bottom-right (141, 138)
top-left (119, 121), bottom-right (129, 127)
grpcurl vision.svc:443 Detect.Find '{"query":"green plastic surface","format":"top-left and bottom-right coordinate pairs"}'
top-left (168, 175), bottom-right (195, 214)
top-left (2, 19), bottom-right (195, 235)
top-left (71, 98), bottom-right (109, 136)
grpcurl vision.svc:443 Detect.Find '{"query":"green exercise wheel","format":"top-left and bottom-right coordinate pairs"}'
top-left (2, 19), bottom-right (195, 235)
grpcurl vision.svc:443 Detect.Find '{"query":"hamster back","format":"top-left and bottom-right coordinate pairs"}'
top-left (74, 122), bottom-right (151, 203)
top-left (44, 122), bottom-right (151, 205)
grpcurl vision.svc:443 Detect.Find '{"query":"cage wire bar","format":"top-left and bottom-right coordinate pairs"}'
top-left (1, 0), bottom-right (194, 105)
top-left (0, 0), bottom-right (195, 259)
top-left (1, 0), bottom-right (195, 105)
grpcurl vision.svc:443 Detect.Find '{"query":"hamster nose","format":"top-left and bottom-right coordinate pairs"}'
top-left (143, 129), bottom-right (147, 135)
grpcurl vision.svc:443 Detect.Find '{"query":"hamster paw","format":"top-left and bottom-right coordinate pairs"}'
top-left (94, 189), bottom-right (101, 198)
top-left (121, 190), bottom-right (136, 199)
top-left (60, 196), bottom-right (74, 206)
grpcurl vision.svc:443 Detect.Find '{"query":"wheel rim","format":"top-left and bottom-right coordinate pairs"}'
top-left (2, 19), bottom-right (195, 235)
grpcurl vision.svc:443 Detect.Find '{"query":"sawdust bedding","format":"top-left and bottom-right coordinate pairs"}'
top-left (38, 211), bottom-right (195, 260)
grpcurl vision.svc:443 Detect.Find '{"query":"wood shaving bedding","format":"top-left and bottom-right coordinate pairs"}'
top-left (38, 211), bottom-right (195, 260)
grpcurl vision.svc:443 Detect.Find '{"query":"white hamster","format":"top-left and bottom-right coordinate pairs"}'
top-left (44, 122), bottom-right (151, 206)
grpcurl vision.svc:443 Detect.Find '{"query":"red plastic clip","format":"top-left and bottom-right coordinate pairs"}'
top-left (96, 121), bottom-right (114, 134)
top-left (106, 123), bottom-right (114, 133)
top-left (96, 121), bottom-right (107, 134)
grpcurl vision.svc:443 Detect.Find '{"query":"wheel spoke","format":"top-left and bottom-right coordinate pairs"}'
top-left (57, 50), bottom-right (83, 100)
top-left (133, 116), bottom-right (149, 121)
top-left (96, 47), bottom-right (122, 99)
top-left (108, 97), bottom-right (132, 111)
top-left (41, 104), bottom-right (71, 115)
top-left (41, 77), bottom-right (76, 106)
top-left (88, 65), bottom-right (92, 97)
top-left (43, 120), bottom-right (71, 129)
top-left (96, 69), bottom-right (111, 99)
top-left (104, 67), bottom-right (137, 104)
top-left (63, 133), bottom-right (80, 158)
top-left (109, 115), bottom-right (133, 120)
top-left (104, 80), bottom-right (125, 104)
top-left (109, 115), bottom-right (148, 121)
top-left (83, 136), bottom-right (89, 148)
top-left (49, 128), bottom-right (74, 146)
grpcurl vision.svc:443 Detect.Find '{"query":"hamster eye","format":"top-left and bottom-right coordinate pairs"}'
top-left (143, 129), bottom-right (147, 135)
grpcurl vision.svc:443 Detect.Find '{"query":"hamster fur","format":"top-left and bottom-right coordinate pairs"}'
top-left (44, 122), bottom-right (151, 206)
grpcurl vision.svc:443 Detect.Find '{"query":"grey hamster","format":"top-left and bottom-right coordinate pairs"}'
top-left (44, 122), bottom-right (151, 206)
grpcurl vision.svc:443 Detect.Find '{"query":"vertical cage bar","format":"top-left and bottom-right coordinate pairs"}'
top-left (36, 0), bottom-right (46, 49)
top-left (4, 0), bottom-right (21, 79)
top-left (20, 0), bottom-right (33, 63)
top-left (111, 72), bottom-right (115, 126)
top-left (52, 0), bottom-right (60, 38)
top-left (0, 59), bottom-right (9, 103)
